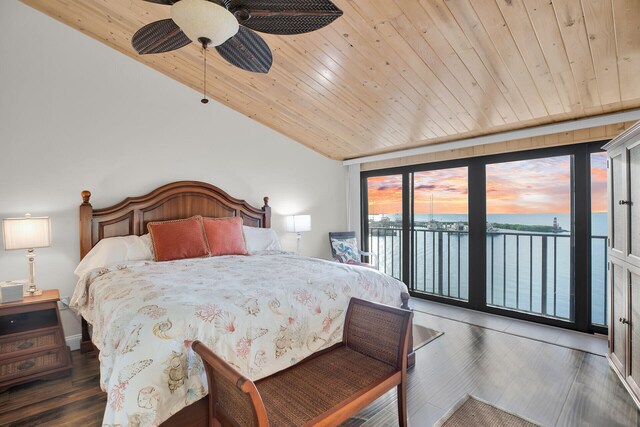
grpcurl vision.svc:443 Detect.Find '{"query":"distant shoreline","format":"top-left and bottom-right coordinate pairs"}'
top-left (370, 220), bottom-right (565, 233)
top-left (490, 223), bottom-right (564, 233)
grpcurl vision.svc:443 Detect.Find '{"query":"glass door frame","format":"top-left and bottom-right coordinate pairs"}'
top-left (482, 150), bottom-right (578, 326)
top-left (361, 141), bottom-right (608, 334)
top-left (587, 145), bottom-right (609, 335)
top-left (409, 161), bottom-right (473, 303)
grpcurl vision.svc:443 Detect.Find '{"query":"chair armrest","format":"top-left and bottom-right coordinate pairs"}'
top-left (342, 298), bottom-right (412, 369)
top-left (359, 251), bottom-right (379, 269)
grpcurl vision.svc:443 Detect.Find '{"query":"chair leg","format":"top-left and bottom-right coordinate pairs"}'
top-left (397, 382), bottom-right (407, 427)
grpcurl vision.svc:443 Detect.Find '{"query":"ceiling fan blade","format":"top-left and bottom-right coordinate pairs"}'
top-left (132, 19), bottom-right (192, 55)
top-left (142, 0), bottom-right (180, 5)
top-left (215, 27), bottom-right (272, 73)
top-left (223, 0), bottom-right (342, 35)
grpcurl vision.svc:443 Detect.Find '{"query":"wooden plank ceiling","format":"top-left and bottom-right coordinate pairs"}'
top-left (21, 0), bottom-right (640, 161)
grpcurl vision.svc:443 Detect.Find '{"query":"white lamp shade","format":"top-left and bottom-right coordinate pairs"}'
top-left (286, 215), bottom-right (311, 233)
top-left (2, 216), bottom-right (51, 250)
top-left (171, 0), bottom-right (239, 47)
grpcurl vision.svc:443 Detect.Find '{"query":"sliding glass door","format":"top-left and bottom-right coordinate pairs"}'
top-left (590, 152), bottom-right (608, 327)
top-left (365, 174), bottom-right (403, 279)
top-left (485, 156), bottom-right (574, 321)
top-left (361, 142), bottom-right (608, 333)
top-left (412, 167), bottom-right (469, 301)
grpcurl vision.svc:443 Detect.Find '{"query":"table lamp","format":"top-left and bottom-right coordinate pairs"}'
top-left (2, 214), bottom-right (51, 296)
top-left (286, 214), bottom-right (311, 255)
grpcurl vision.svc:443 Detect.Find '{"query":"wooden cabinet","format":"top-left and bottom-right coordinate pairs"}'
top-left (629, 143), bottom-right (640, 265)
top-left (629, 266), bottom-right (640, 397)
top-left (609, 148), bottom-right (627, 259)
top-left (604, 121), bottom-right (640, 408)
top-left (609, 257), bottom-right (627, 375)
top-left (0, 289), bottom-right (72, 392)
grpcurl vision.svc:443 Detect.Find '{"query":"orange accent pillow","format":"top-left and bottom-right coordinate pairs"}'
top-left (147, 216), bottom-right (211, 261)
top-left (203, 217), bottom-right (248, 256)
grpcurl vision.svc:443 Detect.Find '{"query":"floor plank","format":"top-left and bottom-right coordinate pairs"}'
top-left (555, 353), bottom-right (639, 427)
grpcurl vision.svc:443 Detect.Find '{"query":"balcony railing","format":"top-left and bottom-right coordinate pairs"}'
top-left (369, 226), bottom-right (403, 279)
top-left (487, 231), bottom-right (573, 320)
top-left (367, 226), bottom-right (608, 325)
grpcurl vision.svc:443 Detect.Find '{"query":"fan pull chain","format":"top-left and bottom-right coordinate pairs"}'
top-left (201, 44), bottom-right (209, 104)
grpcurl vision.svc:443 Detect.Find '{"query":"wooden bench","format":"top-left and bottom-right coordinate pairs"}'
top-left (192, 297), bottom-right (413, 427)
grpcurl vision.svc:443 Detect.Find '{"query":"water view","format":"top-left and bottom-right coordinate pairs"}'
top-left (368, 212), bottom-right (608, 325)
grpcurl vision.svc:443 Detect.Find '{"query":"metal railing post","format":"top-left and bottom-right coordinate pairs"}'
top-left (603, 240), bottom-right (608, 326)
top-left (437, 231), bottom-right (444, 295)
top-left (541, 236), bottom-right (548, 316)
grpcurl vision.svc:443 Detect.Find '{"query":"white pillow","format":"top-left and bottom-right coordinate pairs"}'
top-left (74, 234), bottom-right (154, 277)
top-left (242, 226), bottom-right (282, 253)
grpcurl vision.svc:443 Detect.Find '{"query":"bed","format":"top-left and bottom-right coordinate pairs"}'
top-left (72, 181), bottom-right (412, 426)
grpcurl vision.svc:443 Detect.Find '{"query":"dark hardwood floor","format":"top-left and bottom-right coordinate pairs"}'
top-left (1, 310), bottom-right (638, 426)
top-left (0, 350), bottom-right (105, 426)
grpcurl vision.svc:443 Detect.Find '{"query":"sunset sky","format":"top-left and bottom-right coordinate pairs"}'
top-left (414, 167), bottom-right (468, 214)
top-left (367, 174), bottom-right (404, 215)
top-left (367, 154), bottom-right (608, 215)
top-left (486, 156), bottom-right (571, 214)
top-left (591, 152), bottom-right (608, 213)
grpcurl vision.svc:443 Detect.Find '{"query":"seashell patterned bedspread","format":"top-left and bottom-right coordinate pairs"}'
top-left (70, 252), bottom-right (408, 427)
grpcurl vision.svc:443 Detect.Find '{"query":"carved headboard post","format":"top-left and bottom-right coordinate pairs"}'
top-left (263, 197), bottom-right (271, 228)
top-left (79, 190), bottom-right (95, 353)
top-left (79, 190), bottom-right (93, 260)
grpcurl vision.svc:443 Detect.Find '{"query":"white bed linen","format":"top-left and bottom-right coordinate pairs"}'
top-left (70, 253), bottom-right (407, 426)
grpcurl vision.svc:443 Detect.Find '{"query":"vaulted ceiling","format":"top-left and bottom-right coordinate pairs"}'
top-left (21, 0), bottom-right (640, 160)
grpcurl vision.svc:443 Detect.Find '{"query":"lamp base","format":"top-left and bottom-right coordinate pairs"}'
top-left (24, 289), bottom-right (43, 297)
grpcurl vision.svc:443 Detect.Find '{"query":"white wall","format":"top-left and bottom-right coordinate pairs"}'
top-left (0, 2), bottom-right (347, 341)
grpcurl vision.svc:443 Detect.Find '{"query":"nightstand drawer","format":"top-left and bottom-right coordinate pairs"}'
top-left (0, 348), bottom-right (67, 381)
top-left (0, 328), bottom-right (62, 358)
top-left (0, 308), bottom-right (58, 335)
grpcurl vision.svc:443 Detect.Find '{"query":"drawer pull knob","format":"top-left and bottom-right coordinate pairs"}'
top-left (17, 360), bottom-right (35, 371)
top-left (17, 341), bottom-right (34, 350)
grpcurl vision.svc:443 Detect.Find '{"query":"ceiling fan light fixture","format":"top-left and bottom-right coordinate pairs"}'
top-left (170, 0), bottom-right (239, 47)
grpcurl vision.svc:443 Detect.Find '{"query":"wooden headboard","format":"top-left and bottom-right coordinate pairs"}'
top-left (79, 181), bottom-right (271, 259)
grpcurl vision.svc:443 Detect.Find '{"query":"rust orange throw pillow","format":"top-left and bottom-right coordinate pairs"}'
top-left (147, 216), bottom-right (210, 261)
top-left (203, 217), bottom-right (248, 256)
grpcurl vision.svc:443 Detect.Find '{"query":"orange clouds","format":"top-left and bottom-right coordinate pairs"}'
top-left (367, 175), bottom-right (402, 214)
top-left (486, 156), bottom-right (572, 214)
top-left (591, 152), bottom-right (607, 213)
top-left (414, 168), bottom-right (468, 214)
top-left (367, 154), bottom-right (608, 215)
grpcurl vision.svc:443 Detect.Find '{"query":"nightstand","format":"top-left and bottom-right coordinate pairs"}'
top-left (0, 289), bottom-right (72, 392)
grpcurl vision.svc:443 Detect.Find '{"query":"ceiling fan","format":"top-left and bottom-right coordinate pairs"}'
top-left (132, 0), bottom-right (343, 90)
